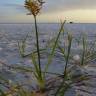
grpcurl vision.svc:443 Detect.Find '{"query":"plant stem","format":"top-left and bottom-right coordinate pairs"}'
top-left (34, 16), bottom-right (41, 76)
top-left (63, 34), bottom-right (72, 77)
top-left (81, 36), bottom-right (86, 65)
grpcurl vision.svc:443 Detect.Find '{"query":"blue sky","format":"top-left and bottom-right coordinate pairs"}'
top-left (1, 0), bottom-right (96, 23)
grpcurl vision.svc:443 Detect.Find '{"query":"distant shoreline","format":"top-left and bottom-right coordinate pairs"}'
top-left (0, 23), bottom-right (96, 24)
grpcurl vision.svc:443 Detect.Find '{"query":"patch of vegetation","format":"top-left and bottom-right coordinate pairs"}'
top-left (0, 0), bottom-right (96, 96)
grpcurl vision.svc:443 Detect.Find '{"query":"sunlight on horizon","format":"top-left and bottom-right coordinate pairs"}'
top-left (2, 9), bottom-right (96, 23)
top-left (1, 0), bottom-right (96, 23)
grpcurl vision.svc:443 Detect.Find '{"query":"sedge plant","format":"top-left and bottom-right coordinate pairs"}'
top-left (18, 33), bottom-right (29, 57)
top-left (44, 21), bottom-right (66, 74)
top-left (80, 35), bottom-right (87, 65)
top-left (22, 0), bottom-right (92, 95)
top-left (54, 33), bottom-right (73, 96)
top-left (31, 21), bottom-right (66, 92)
top-left (80, 35), bottom-right (96, 65)
top-left (54, 34), bottom-right (92, 96)
top-left (24, 0), bottom-right (45, 92)
top-left (0, 0), bottom-right (95, 96)
top-left (24, 0), bottom-right (66, 92)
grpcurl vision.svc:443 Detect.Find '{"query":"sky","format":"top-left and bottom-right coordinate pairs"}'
top-left (0, 0), bottom-right (96, 23)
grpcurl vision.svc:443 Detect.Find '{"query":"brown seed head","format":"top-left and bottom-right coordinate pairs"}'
top-left (24, 0), bottom-right (44, 16)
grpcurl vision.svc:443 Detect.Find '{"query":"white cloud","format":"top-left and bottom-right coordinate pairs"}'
top-left (42, 0), bottom-right (96, 13)
top-left (1, 0), bottom-right (96, 22)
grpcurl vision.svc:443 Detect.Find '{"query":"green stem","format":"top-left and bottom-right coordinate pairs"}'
top-left (34, 16), bottom-right (41, 76)
top-left (63, 35), bottom-right (72, 77)
top-left (81, 36), bottom-right (86, 65)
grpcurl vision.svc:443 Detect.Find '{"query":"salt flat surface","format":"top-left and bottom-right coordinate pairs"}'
top-left (0, 23), bottom-right (96, 95)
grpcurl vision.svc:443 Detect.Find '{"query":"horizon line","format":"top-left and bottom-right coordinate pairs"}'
top-left (0, 22), bottom-right (96, 24)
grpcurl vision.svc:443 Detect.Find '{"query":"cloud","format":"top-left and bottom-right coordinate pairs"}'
top-left (2, 0), bottom-right (96, 15)
top-left (42, 0), bottom-right (96, 13)
top-left (2, 3), bottom-right (27, 14)
top-left (1, 0), bottom-right (96, 23)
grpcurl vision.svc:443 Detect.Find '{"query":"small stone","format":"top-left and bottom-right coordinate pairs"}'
top-left (8, 79), bottom-right (12, 84)
top-left (0, 47), bottom-right (3, 51)
top-left (73, 55), bottom-right (80, 62)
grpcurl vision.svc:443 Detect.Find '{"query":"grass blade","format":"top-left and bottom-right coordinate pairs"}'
top-left (44, 20), bottom-right (66, 73)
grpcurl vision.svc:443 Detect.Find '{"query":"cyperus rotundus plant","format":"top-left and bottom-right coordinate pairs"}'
top-left (24, 0), bottom-right (45, 92)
